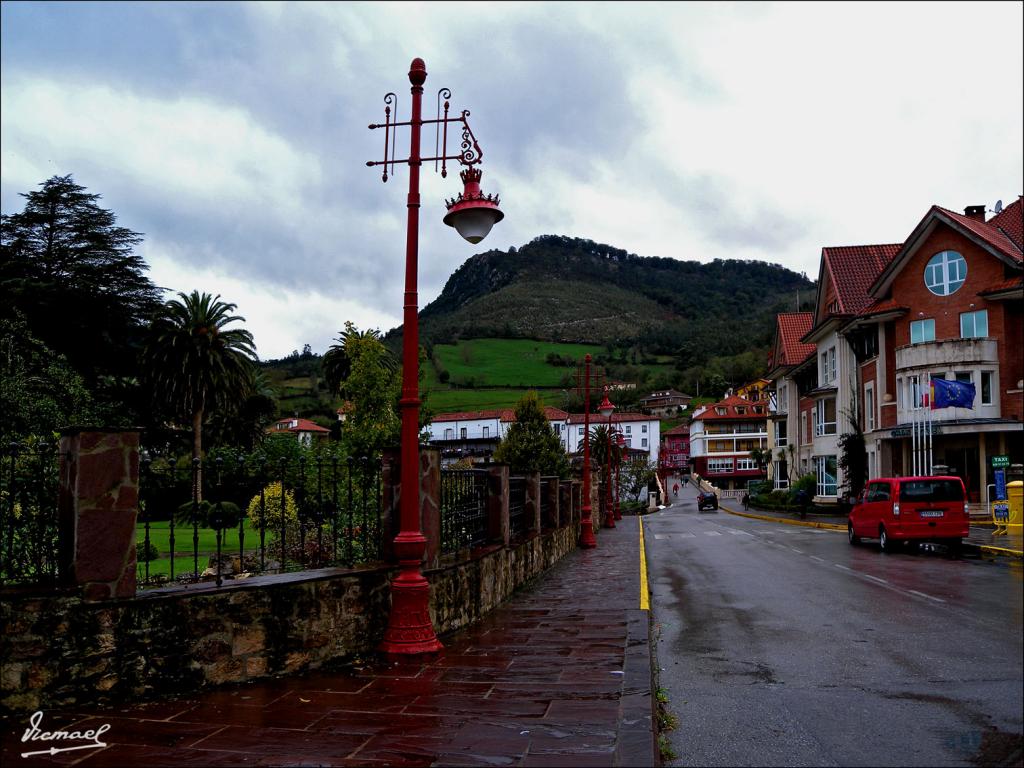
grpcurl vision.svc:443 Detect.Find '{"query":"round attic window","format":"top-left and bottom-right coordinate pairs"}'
top-left (923, 250), bottom-right (966, 296)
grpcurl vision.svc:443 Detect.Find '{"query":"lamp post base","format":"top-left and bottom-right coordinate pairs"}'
top-left (579, 506), bottom-right (597, 548)
top-left (378, 561), bottom-right (443, 655)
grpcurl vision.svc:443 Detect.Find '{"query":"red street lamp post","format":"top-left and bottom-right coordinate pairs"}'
top-left (367, 58), bottom-right (503, 655)
top-left (598, 387), bottom-right (616, 529)
top-left (578, 355), bottom-right (597, 548)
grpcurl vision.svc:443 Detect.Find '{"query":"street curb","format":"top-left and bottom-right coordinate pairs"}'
top-left (615, 609), bottom-right (658, 768)
top-left (962, 542), bottom-right (1024, 560)
top-left (720, 504), bottom-right (846, 531)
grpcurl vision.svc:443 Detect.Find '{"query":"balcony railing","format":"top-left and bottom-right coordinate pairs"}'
top-left (895, 337), bottom-right (998, 371)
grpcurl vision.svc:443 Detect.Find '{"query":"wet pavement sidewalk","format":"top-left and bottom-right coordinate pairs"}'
top-left (2, 521), bottom-right (655, 768)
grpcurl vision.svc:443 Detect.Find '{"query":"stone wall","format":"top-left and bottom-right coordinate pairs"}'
top-left (1, 523), bottom-right (579, 714)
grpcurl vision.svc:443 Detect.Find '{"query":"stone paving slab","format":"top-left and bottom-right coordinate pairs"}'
top-left (1, 522), bottom-right (655, 767)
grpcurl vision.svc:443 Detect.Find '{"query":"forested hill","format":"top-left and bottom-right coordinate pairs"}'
top-left (406, 235), bottom-right (816, 356)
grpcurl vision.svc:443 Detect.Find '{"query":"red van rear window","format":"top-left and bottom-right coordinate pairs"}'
top-left (899, 479), bottom-right (963, 502)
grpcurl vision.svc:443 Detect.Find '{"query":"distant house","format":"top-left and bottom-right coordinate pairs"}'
top-left (735, 379), bottom-right (772, 404)
top-left (267, 417), bottom-right (331, 447)
top-left (688, 395), bottom-right (769, 491)
top-left (565, 412), bottom-right (661, 465)
top-left (659, 423), bottom-right (690, 474)
top-left (425, 407), bottom-right (570, 465)
top-left (639, 389), bottom-right (692, 417)
top-left (424, 405), bottom-right (660, 466)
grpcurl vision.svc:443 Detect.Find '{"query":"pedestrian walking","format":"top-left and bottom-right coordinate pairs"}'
top-left (673, 482), bottom-right (680, 498)
top-left (742, 492), bottom-right (749, 510)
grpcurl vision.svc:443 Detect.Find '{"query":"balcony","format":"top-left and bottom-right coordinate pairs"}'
top-left (896, 337), bottom-right (998, 372)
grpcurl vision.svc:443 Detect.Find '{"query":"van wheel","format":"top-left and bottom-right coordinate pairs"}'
top-left (848, 524), bottom-right (861, 546)
top-left (945, 538), bottom-right (963, 557)
top-left (879, 527), bottom-right (898, 553)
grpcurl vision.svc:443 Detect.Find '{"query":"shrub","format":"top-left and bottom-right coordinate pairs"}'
top-left (136, 540), bottom-right (160, 562)
top-left (247, 481), bottom-right (299, 531)
top-left (174, 499), bottom-right (242, 529)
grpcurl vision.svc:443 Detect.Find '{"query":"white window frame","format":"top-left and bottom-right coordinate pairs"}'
top-left (815, 398), bottom-right (837, 436)
top-left (924, 250), bottom-right (967, 296)
top-left (625, 425), bottom-right (632, 435)
top-left (641, 438), bottom-right (648, 448)
top-left (578, 427), bottom-right (584, 436)
top-left (736, 458), bottom-right (757, 471)
top-left (483, 426), bottom-right (490, 438)
top-left (707, 458), bottom-right (734, 474)
top-left (642, 424), bottom-right (648, 433)
top-left (460, 427), bottom-right (467, 439)
top-left (960, 309), bottom-right (988, 339)
top-left (775, 420), bottom-right (788, 448)
top-left (814, 455), bottom-right (838, 497)
top-left (910, 318), bottom-right (935, 345)
top-left (864, 382), bottom-right (875, 431)
top-left (444, 428), bottom-right (454, 440)
top-left (981, 370), bottom-right (994, 405)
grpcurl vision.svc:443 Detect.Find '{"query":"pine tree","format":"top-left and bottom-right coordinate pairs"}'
top-left (1, 175), bottom-right (162, 391)
top-left (493, 391), bottom-right (569, 477)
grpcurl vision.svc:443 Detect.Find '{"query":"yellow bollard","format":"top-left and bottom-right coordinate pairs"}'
top-left (991, 480), bottom-right (1022, 536)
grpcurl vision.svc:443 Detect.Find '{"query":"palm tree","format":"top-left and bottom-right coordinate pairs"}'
top-left (322, 322), bottom-right (395, 396)
top-left (144, 291), bottom-right (257, 482)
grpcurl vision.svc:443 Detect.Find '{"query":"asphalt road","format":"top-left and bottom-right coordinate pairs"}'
top-left (646, 484), bottom-right (1024, 767)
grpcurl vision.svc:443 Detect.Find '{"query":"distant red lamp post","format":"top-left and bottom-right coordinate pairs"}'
top-left (598, 387), bottom-right (616, 529)
top-left (615, 433), bottom-right (626, 520)
top-left (578, 355), bottom-right (597, 548)
top-left (367, 58), bottom-right (503, 655)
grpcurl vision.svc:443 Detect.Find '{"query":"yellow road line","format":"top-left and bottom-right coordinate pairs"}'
top-left (722, 506), bottom-right (846, 531)
top-left (639, 516), bottom-right (649, 610)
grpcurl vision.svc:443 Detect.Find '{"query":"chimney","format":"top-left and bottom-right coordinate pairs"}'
top-left (964, 205), bottom-right (986, 222)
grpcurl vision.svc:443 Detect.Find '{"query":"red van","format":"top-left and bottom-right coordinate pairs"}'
top-left (848, 476), bottom-right (969, 553)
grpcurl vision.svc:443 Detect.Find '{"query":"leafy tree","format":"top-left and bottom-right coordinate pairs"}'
top-left (143, 291), bottom-right (258, 476)
top-left (0, 175), bottom-right (162, 397)
top-left (621, 456), bottom-right (657, 501)
top-left (330, 322), bottom-right (401, 458)
top-left (749, 447), bottom-right (772, 480)
top-left (588, 423), bottom-right (624, 472)
top-left (493, 390), bottom-right (569, 477)
top-left (0, 313), bottom-right (95, 444)
top-left (323, 324), bottom-right (396, 396)
top-left (206, 367), bottom-right (278, 450)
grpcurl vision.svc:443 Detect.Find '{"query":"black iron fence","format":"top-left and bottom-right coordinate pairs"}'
top-left (508, 476), bottom-right (528, 539)
top-left (0, 443), bottom-right (62, 588)
top-left (138, 451), bottom-right (385, 588)
top-left (440, 469), bottom-right (489, 554)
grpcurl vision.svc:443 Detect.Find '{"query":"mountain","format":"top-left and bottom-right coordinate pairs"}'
top-left (400, 235), bottom-right (816, 356)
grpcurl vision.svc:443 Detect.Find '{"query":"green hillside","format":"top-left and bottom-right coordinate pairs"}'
top-left (432, 339), bottom-right (604, 388)
top-left (406, 235), bottom-right (815, 357)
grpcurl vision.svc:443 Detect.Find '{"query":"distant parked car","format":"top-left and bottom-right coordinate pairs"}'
top-left (848, 476), bottom-right (968, 553)
top-left (697, 490), bottom-right (718, 512)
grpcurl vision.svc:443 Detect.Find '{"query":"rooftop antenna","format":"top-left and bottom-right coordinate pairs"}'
top-left (991, 199), bottom-right (1004, 214)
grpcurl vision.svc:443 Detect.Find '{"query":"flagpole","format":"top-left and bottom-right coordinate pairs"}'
top-left (913, 380), bottom-right (921, 481)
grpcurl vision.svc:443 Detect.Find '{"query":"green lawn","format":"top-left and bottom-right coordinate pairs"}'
top-left (136, 521), bottom-right (251, 581)
top-left (432, 338), bottom-right (604, 388)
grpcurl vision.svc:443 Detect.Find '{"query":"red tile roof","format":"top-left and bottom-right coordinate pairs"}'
top-left (269, 418), bottom-right (330, 434)
top-left (859, 298), bottom-right (909, 317)
top-left (432, 407), bottom-right (569, 424)
top-left (987, 197), bottom-right (1023, 253)
top-left (663, 423), bottom-right (690, 436)
top-left (935, 204), bottom-right (1023, 263)
top-left (431, 410), bottom-right (504, 423)
top-left (822, 244), bottom-right (902, 315)
top-left (977, 277), bottom-right (1024, 296)
top-left (566, 412), bottom-right (652, 425)
top-left (690, 396), bottom-right (769, 422)
top-left (775, 312), bottom-right (815, 367)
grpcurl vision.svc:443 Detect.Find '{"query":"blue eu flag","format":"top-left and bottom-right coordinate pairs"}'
top-left (931, 378), bottom-right (975, 409)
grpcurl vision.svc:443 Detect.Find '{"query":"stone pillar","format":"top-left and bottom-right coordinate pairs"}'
top-left (486, 463), bottom-right (510, 546)
top-left (58, 428), bottom-right (140, 601)
top-left (525, 471), bottom-right (541, 534)
top-left (558, 481), bottom-right (571, 527)
top-left (381, 446), bottom-right (441, 567)
top-left (381, 448), bottom-right (400, 564)
top-left (543, 477), bottom-right (560, 530)
top-left (419, 447), bottom-right (441, 569)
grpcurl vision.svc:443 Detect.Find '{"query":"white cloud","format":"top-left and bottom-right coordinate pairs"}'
top-left (144, 239), bottom-right (399, 360)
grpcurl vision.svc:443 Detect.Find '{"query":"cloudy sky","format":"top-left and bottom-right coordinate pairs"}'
top-left (2, 1), bottom-right (1021, 359)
